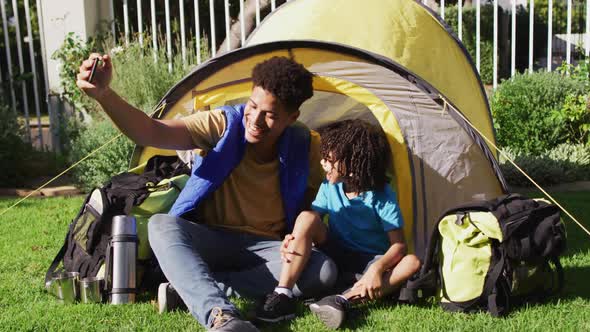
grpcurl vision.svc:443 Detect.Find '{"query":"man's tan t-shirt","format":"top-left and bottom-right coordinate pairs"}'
top-left (182, 109), bottom-right (323, 239)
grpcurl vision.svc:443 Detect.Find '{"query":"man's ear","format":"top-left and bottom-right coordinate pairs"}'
top-left (288, 110), bottom-right (301, 125)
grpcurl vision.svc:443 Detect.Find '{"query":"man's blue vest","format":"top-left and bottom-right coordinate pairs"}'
top-left (169, 104), bottom-right (311, 232)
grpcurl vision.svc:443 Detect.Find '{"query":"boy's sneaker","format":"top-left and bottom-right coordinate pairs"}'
top-left (255, 291), bottom-right (297, 322)
top-left (309, 295), bottom-right (350, 329)
top-left (158, 282), bottom-right (187, 313)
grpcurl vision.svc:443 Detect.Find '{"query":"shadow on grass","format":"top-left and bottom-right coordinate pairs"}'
top-left (562, 265), bottom-right (590, 300)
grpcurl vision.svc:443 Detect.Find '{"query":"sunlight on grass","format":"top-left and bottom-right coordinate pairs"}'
top-left (0, 193), bottom-right (589, 331)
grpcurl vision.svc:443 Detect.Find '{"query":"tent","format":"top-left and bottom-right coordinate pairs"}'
top-left (130, 0), bottom-right (507, 257)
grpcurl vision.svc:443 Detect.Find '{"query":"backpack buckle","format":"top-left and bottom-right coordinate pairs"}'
top-left (455, 213), bottom-right (466, 226)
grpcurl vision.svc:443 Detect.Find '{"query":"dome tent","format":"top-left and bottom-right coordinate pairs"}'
top-left (130, 1), bottom-right (507, 257)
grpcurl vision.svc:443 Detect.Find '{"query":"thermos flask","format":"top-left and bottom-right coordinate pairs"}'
top-left (110, 215), bottom-right (137, 304)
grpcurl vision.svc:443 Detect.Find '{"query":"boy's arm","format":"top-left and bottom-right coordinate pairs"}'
top-left (368, 229), bottom-right (407, 274)
top-left (351, 229), bottom-right (406, 300)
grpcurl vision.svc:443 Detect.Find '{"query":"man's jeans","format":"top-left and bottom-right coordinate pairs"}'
top-left (148, 214), bottom-right (337, 327)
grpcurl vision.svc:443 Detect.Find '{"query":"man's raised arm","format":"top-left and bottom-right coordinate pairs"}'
top-left (76, 53), bottom-right (196, 150)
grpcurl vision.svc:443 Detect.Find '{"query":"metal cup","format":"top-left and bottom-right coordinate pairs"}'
top-left (80, 277), bottom-right (104, 303)
top-left (51, 272), bottom-right (80, 304)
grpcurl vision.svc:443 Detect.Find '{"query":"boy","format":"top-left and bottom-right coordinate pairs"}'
top-left (256, 120), bottom-right (420, 329)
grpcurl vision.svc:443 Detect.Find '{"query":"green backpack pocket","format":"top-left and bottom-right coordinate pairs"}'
top-left (438, 212), bottom-right (502, 304)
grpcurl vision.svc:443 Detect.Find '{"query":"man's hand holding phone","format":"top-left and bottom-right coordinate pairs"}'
top-left (76, 53), bottom-right (113, 100)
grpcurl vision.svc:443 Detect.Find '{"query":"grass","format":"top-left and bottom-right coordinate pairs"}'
top-left (0, 192), bottom-right (589, 331)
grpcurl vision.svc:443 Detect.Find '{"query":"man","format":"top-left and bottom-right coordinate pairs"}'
top-left (77, 55), bottom-right (336, 331)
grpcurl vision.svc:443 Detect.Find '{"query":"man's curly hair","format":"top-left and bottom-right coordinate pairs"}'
top-left (252, 56), bottom-right (314, 112)
top-left (319, 120), bottom-right (391, 193)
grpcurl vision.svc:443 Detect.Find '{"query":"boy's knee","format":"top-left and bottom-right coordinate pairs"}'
top-left (404, 254), bottom-right (421, 274)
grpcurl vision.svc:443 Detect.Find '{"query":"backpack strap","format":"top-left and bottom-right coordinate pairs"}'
top-left (552, 256), bottom-right (565, 293)
top-left (399, 213), bottom-right (444, 303)
top-left (480, 247), bottom-right (509, 316)
top-left (44, 232), bottom-right (69, 285)
top-left (45, 189), bottom-right (96, 285)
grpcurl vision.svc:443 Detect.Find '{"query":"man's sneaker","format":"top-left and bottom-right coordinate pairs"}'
top-left (309, 295), bottom-right (350, 329)
top-left (209, 307), bottom-right (259, 332)
top-left (157, 282), bottom-right (187, 313)
top-left (255, 291), bottom-right (297, 322)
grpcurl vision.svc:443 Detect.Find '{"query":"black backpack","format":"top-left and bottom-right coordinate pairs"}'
top-left (45, 155), bottom-right (190, 288)
top-left (400, 194), bottom-right (567, 316)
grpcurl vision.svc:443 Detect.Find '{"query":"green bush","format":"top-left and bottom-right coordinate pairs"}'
top-left (67, 34), bottom-right (206, 191)
top-left (551, 93), bottom-right (590, 146)
top-left (0, 98), bottom-right (66, 187)
top-left (500, 144), bottom-right (590, 186)
top-left (490, 71), bottom-right (586, 154)
top-left (51, 32), bottom-right (99, 113)
top-left (106, 34), bottom-right (208, 112)
top-left (534, 0), bottom-right (586, 35)
top-left (0, 100), bottom-right (31, 186)
top-left (70, 119), bottom-right (134, 192)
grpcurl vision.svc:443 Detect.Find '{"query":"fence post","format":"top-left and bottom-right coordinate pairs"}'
top-left (39, 0), bottom-right (113, 94)
top-left (38, 0), bottom-right (113, 151)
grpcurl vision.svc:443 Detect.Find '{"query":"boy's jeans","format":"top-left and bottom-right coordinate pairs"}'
top-left (148, 214), bottom-right (337, 327)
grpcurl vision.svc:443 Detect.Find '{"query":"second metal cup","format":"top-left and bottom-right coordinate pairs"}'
top-left (80, 277), bottom-right (104, 303)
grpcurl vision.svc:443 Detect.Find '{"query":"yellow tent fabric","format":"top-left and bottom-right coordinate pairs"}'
top-left (247, 0), bottom-right (497, 156)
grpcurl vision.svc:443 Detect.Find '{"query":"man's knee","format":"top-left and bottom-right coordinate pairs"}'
top-left (317, 252), bottom-right (337, 288)
top-left (148, 214), bottom-right (183, 249)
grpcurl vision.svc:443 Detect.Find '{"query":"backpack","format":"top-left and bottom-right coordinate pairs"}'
top-left (400, 194), bottom-right (566, 316)
top-left (45, 155), bottom-right (190, 292)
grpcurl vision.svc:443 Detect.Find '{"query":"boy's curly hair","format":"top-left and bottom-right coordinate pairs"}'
top-left (319, 120), bottom-right (391, 193)
top-left (252, 56), bottom-right (314, 112)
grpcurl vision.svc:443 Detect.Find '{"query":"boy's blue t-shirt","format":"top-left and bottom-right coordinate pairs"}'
top-left (311, 181), bottom-right (404, 255)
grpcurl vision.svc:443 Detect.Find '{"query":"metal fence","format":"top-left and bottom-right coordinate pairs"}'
top-left (1, 0), bottom-right (589, 151)
top-left (0, 0), bottom-right (48, 150)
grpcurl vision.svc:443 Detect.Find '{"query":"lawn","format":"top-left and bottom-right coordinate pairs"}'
top-left (0, 192), bottom-right (589, 331)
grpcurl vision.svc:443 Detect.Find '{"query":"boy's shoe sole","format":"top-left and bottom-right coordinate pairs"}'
top-left (255, 313), bottom-right (296, 323)
top-left (309, 302), bottom-right (345, 329)
top-left (157, 283), bottom-right (169, 314)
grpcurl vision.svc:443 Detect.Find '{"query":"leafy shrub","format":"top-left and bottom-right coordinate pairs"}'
top-left (0, 100), bottom-right (31, 186)
top-left (51, 32), bottom-right (99, 113)
top-left (106, 34), bottom-right (208, 112)
top-left (559, 60), bottom-right (590, 89)
top-left (67, 34), bottom-right (206, 191)
top-left (0, 98), bottom-right (66, 187)
top-left (490, 71), bottom-right (586, 154)
top-left (70, 119), bottom-right (134, 192)
top-left (551, 94), bottom-right (590, 146)
top-left (500, 144), bottom-right (590, 187)
top-left (533, 0), bottom-right (586, 35)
